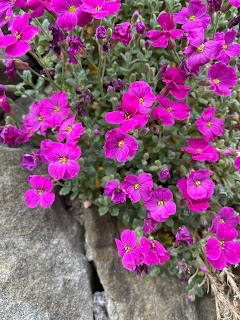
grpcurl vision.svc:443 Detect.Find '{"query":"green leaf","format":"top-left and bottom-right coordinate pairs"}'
top-left (99, 206), bottom-right (109, 216)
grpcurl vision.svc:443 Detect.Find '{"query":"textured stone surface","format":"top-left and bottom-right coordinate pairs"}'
top-left (83, 206), bottom-right (216, 320)
top-left (0, 145), bottom-right (93, 320)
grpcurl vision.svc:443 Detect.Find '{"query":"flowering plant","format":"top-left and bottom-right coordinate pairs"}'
top-left (1, 0), bottom-right (240, 317)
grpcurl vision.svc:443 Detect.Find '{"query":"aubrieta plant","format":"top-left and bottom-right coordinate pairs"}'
top-left (1, 0), bottom-right (240, 317)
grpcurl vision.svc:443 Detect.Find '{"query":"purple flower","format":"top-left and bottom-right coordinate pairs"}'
top-left (205, 223), bottom-right (240, 270)
top-left (75, 101), bottom-right (88, 116)
top-left (104, 180), bottom-right (127, 204)
top-left (4, 59), bottom-right (17, 79)
top-left (215, 29), bottom-right (240, 64)
top-left (140, 237), bottom-right (170, 266)
top-left (183, 28), bottom-right (223, 70)
top-left (68, 35), bottom-right (86, 64)
top-left (96, 26), bottom-right (107, 39)
top-left (234, 149), bottom-right (240, 171)
top-left (144, 187), bottom-right (176, 222)
top-left (182, 138), bottom-right (219, 162)
top-left (208, 62), bottom-right (237, 96)
top-left (151, 95), bottom-right (190, 125)
top-left (0, 8), bottom-right (13, 29)
top-left (80, 0), bottom-right (121, 19)
top-left (24, 101), bottom-right (48, 136)
top-left (22, 152), bottom-right (38, 171)
top-left (27, 0), bottom-right (52, 18)
top-left (94, 129), bottom-right (100, 135)
top-left (142, 212), bottom-right (158, 234)
top-left (210, 207), bottom-right (240, 233)
top-left (186, 169), bottom-right (215, 200)
top-left (207, 0), bottom-right (222, 11)
top-left (40, 68), bottom-right (55, 80)
top-left (115, 230), bottom-right (143, 271)
top-left (175, 226), bottom-right (194, 246)
top-left (105, 92), bottom-right (149, 133)
top-left (36, 139), bottom-right (54, 164)
top-left (146, 12), bottom-right (183, 48)
top-left (0, 125), bottom-right (20, 146)
top-left (196, 107), bottom-right (224, 142)
top-left (49, 24), bottom-right (66, 45)
top-left (103, 128), bottom-right (138, 162)
top-left (129, 81), bottom-right (156, 113)
top-left (161, 68), bottom-right (190, 100)
top-left (112, 78), bottom-right (125, 92)
top-left (121, 173), bottom-right (153, 203)
top-left (173, 0), bottom-right (211, 31)
top-left (0, 93), bottom-right (11, 113)
top-left (57, 115), bottom-right (84, 143)
top-left (228, 0), bottom-right (240, 7)
top-left (179, 59), bottom-right (200, 78)
top-left (25, 175), bottom-right (55, 209)
top-left (0, 13), bottom-right (41, 57)
top-left (159, 168), bottom-right (170, 180)
top-left (112, 22), bottom-right (132, 46)
top-left (135, 20), bottom-right (146, 35)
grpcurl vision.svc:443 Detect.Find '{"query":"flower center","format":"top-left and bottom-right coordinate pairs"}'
top-left (60, 156), bottom-right (68, 163)
top-left (66, 125), bottom-right (72, 133)
top-left (189, 15), bottom-right (196, 21)
top-left (194, 181), bottom-right (201, 186)
top-left (196, 148), bottom-right (201, 153)
top-left (197, 44), bottom-right (204, 53)
top-left (38, 116), bottom-right (44, 121)
top-left (69, 5), bottom-right (76, 12)
top-left (139, 97), bottom-right (144, 104)
top-left (207, 122), bottom-right (212, 128)
top-left (213, 78), bottom-right (220, 84)
top-left (0, 99), bottom-right (3, 102)
top-left (220, 219), bottom-right (225, 223)
top-left (27, 129), bottom-right (31, 133)
top-left (14, 31), bottom-right (21, 40)
top-left (5, 15), bottom-right (10, 20)
top-left (118, 140), bottom-right (124, 148)
top-left (125, 246), bottom-right (131, 252)
top-left (116, 188), bottom-right (122, 193)
top-left (219, 240), bottom-right (225, 249)
top-left (158, 201), bottom-right (165, 206)
top-left (38, 189), bottom-right (44, 195)
top-left (166, 107), bottom-right (172, 113)
top-left (125, 113), bottom-right (131, 119)
top-left (223, 44), bottom-right (228, 51)
top-left (95, 5), bottom-right (101, 11)
top-left (151, 242), bottom-right (156, 249)
top-left (54, 106), bottom-right (60, 113)
top-left (134, 183), bottom-right (140, 190)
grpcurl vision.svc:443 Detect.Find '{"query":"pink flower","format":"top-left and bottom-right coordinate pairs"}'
top-left (0, 93), bottom-right (11, 113)
top-left (103, 128), bottom-right (138, 162)
top-left (186, 169), bottom-right (215, 200)
top-left (22, 152), bottom-right (38, 171)
top-left (128, 81), bottom-right (156, 113)
top-left (215, 29), bottom-right (240, 64)
top-left (161, 68), bottom-right (190, 100)
top-left (140, 237), bottom-right (169, 266)
top-left (80, 0), bottom-right (121, 19)
top-left (146, 12), bottom-right (183, 48)
top-left (105, 93), bottom-right (149, 133)
top-left (104, 180), bottom-right (127, 204)
top-left (0, 13), bottom-right (41, 57)
top-left (115, 230), bottom-right (143, 270)
top-left (196, 107), bottom-right (224, 142)
top-left (24, 101), bottom-right (48, 136)
top-left (0, 125), bottom-right (20, 146)
top-left (151, 95), bottom-right (190, 125)
top-left (173, 0), bottom-right (211, 31)
top-left (112, 22), bottom-right (132, 46)
top-left (27, 0), bottom-right (52, 18)
top-left (159, 168), bottom-right (170, 180)
top-left (18, 125), bottom-right (34, 144)
top-left (208, 62), bottom-right (238, 96)
top-left (234, 149), bottom-right (240, 171)
top-left (40, 91), bottom-right (71, 128)
top-left (228, 0), bottom-right (240, 7)
top-left (210, 207), bottom-right (240, 233)
top-left (51, 0), bottom-right (92, 30)
top-left (0, 8), bottom-right (13, 29)
top-left (36, 139), bottom-right (54, 164)
top-left (57, 115), bottom-right (84, 143)
top-left (121, 173), bottom-right (153, 203)
top-left (144, 187), bottom-right (176, 222)
top-left (175, 226), bottom-right (194, 246)
top-left (24, 175), bottom-right (55, 209)
top-left (44, 142), bottom-right (81, 180)
top-left (181, 138), bottom-right (219, 162)
top-left (142, 212), bottom-right (158, 234)
top-left (205, 223), bottom-right (240, 270)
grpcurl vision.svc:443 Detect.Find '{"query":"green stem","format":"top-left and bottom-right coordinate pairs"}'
top-left (98, 44), bottom-right (104, 99)
top-left (85, 53), bottom-right (98, 71)
top-left (172, 46), bottom-right (181, 65)
top-left (34, 18), bottom-right (51, 41)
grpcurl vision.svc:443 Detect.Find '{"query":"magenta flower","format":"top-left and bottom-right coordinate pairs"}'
top-left (57, 115), bottom-right (84, 143)
top-left (128, 81), bottom-right (156, 113)
top-left (103, 129), bottom-right (138, 162)
top-left (215, 29), bottom-right (240, 64)
top-left (0, 125), bottom-right (20, 146)
top-left (182, 138), bottom-right (219, 162)
top-left (5, 59), bottom-right (17, 79)
top-left (40, 91), bottom-right (71, 128)
top-left (68, 35), bottom-right (86, 64)
top-left (36, 139), bottom-right (54, 164)
top-left (0, 13), bottom-right (41, 57)
top-left (115, 229), bottom-right (143, 271)
top-left (173, 0), bottom-right (211, 31)
top-left (0, 93), bottom-right (11, 113)
top-left (161, 68), bottom-right (190, 100)
top-left (135, 20), bottom-right (146, 35)
top-left (51, 0), bottom-right (92, 30)
top-left (234, 149), bottom-right (240, 171)
top-left (104, 180), bottom-right (127, 204)
top-left (22, 152), bottom-right (38, 171)
top-left (24, 101), bottom-right (48, 136)
top-left (142, 212), bottom-right (158, 234)
top-left (112, 22), bottom-right (132, 46)
top-left (146, 12), bottom-right (183, 48)
top-left (140, 237), bottom-right (169, 266)
top-left (183, 28), bottom-right (223, 70)
top-left (159, 168), bottom-right (170, 180)
top-left (121, 173), bottom-right (153, 203)
top-left (151, 95), bottom-right (190, 125)
top-left (144, 187), bottom-right (176, 222)
top-left (45, 142), bottom-right (81, 180)
top-left (205, 223), bottom-right (240, 270)
top-left (27, 0), bottom-right (52, 18)
top-left (186, 169), bottom-right (215, 201)
top-left (210, 207), bottom-right (240, 233)
top-left (18, 125), bottom-right (34, 144)
top-left (80, 0), bottom-right (121, 19)
top-left (196, 107), bottom-right (224, 142)
top-left (208, 62), bottom-right (238, 96)
top-left (24, 175), bottom-right (55, 209)
top-left (0, 8), bottom-right (13, 29)
top-left (175, 226), bottom-right (194, 246)
top-left (228, 0), bottom-right (240, 7)
top-left (105, 93), bottom-right (149, 133)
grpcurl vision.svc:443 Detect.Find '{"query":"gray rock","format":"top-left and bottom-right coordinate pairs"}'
top-left (83, 206), bottom-right (216, 320)
top-left (0, 145), bottom-right (93, 320)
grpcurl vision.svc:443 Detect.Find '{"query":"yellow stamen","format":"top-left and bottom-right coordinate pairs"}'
top-left (54, 106), bottom-right (60, 113)
top-left (14, 31), bottom-right (21, 40)
top-left (118, 141), bottom-right (124, 148)
top-left (194, 181), bottom-right (201, 186)
top-left (116, 188), bottom-right (121, 193)
top-left (223, 44), bottom-right (228, 51)
top-left (166, 107), bottom-right (172, 113)
top-left (5, 16), bottom-right (10, 20)
top-left (125, 113), bottom-right (131, 119)
top-left (38, 189), bottom-right (44, 195)
top-left (197, 44), bottom-right (204, 53)
top-left (125, 246), bottom-right (131, 252)
top-left (95, 5), bottom-right (101, 11)
top-left (134, 183), bottom-right (140, 190)
top-left (158, 201), bottom-right (165, 206)
top-left (220, 219), bottom-right (225, 223)
top-left (189, 15), bottom-right (196, 21)
top-left (213, 78), bottom-right (220, 84)
top-left (38, 116), bottom-right (44, 121)
top-left (60, 157), bottom-right (68, 163)
top-left (207, 122), bottom-right (212, 128)
top-left (66, 125), bottom-right (72, 133)
top-left (69, 5), bottom-right (76, 12)
top-left (219, 240), bottom-right (225, 249)
top-left (196, 148), bottom-right (201, 152)
top-left (139, 98), bottom-right (144, 104)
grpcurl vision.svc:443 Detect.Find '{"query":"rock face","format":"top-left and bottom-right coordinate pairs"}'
top-left (0, 145), bottom-right (93, 320)
top-left (83, 206), bottom-right (216, 320)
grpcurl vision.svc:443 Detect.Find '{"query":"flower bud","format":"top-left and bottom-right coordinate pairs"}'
top-left (143, 153), bottom-right (149, 160)
top-left (198, 78), bottom-right (211, 86)
top-left (155, 160), bottom-right (161, 167)
top-left (5, 116), bottom-right (15, 126)
top-left (181, 33), bottom-right (188, 49)
top-left (106, 28), bottom-right (112, 42)
top-left (96, 26), bottom-right (107, 39)
top-left (145, 40), bottom-right (151, 49)
top-left (150, 166), bottom-right (159, 171)
top-left (129, 39), bottom-right (135, 49)
top-left (140, 39), bottom-right (145, 49)
top-left (150, 67), bottom-right (156, 79)
top-left (129, 73), bottom-right (136, 84)
top-left (131, 11), bottom-right (139, 24)
top-left (0, 84), bottom-right (5, 96)
top-left (14, 59), bottom-right (29, 70)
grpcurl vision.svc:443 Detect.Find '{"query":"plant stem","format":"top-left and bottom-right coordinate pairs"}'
top-left (34, 18), bottom-right (51, 41)
top-left (98, 44), bottom-right (104, 99)
top-left (85, 53), bottom-right (98, 71)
